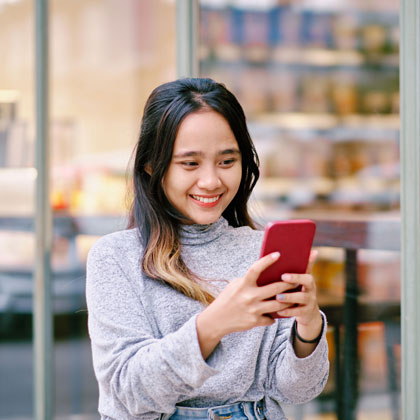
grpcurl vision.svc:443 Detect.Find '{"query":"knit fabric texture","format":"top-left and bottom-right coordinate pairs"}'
top-left (86, 217), bottom-right (329, 420)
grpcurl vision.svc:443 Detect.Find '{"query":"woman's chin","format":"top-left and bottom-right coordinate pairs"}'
top-left (188, 212), bottom-right (222, 226)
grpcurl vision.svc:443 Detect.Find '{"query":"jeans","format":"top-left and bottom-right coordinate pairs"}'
top-left (161, 401), bottom-right (266, 420)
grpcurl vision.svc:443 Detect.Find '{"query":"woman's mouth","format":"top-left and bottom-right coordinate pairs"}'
top-left (190, 194), bottom-right (222, 206)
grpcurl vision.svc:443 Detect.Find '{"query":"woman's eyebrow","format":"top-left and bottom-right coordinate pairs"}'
top-left (173, 151), bottom-right (203, 158)
top-left (173, 148), bottom-right (240, 158)
top-left (219, 148), bottom-right (240, 156)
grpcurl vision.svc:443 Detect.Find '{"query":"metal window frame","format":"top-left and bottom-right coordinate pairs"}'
top-left (400, 0), bottom-right (420, 418)
top-left (176, 0), bottom-right (199, 78)
top-left (34, 0), bottom-right (53, 419)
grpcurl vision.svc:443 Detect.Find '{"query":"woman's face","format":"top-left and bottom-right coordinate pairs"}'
top-left (162, 110), bottom-right (242, 225)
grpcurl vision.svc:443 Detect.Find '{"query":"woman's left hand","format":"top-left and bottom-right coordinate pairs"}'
top-left (276, 250), bottom-right (323, 353)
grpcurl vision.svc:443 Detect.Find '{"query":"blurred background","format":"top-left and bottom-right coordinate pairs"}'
top-left (0, 0), bottom-right (401, 419)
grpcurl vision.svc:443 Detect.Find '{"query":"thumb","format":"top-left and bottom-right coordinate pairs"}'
top-left (306, 249), bottom-right (318, 274)
top-left (245, 252), bottom-right (280, 285)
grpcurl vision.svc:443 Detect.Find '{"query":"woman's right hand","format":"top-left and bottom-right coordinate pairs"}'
top-left (196, 252), bottom-right (297, 359)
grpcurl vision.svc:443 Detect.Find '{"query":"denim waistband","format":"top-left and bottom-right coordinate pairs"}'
top-left (161, 400), bottom-right (265, 420)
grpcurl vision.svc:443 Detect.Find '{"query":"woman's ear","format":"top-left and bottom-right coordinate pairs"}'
top-left (144, 163), bottom-right (152, 175)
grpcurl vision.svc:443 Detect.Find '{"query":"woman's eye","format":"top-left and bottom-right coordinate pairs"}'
top-left (181, 161), bottom-right (198, 167)
top-left (220, 158), bottom-right (236, 166)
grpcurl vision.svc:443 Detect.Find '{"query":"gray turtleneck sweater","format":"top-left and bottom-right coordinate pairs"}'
top-left (86, 217), bottom-right (329, 420)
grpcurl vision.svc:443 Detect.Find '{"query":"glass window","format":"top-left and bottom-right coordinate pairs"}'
top-left (0, 1), bottom-right (35, 418)
top-left (199, 0), bottom-right (400, 419)
top-left (50, 1), bottom-right (176, 417)
top-left (0, 0), bottom-right (176, 418)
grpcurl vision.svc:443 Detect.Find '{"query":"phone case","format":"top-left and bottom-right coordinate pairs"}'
top-left (257, 219), bottom-right (316, 318)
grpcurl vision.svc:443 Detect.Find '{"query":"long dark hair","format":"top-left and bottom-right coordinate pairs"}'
top-left (129, 78), bottom-right (260, 304)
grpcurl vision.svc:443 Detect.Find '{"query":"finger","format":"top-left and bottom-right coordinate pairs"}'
top-left (275, 291), bottom-right (308, 306)
top-left (306, 249), bottom-right (318, 274)
top-left (281, 273), bottom-right (314, 290)
top-left (276, 304), bottom-right (310, 318)
top-left (257, 280), bottom-right (300, 300)
top-left (276, 307), bottom-right (300, 318)
top-left (245, 252), bottom-right (280, 284)
top-left (258, 299), bottom-right (295, 315)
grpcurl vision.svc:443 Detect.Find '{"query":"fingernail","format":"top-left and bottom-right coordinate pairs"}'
top-left (282, 274), bottom-right (291, 280)
top-left (271, 252), bottom-right (280, 259)
top-left (276, 294), bottom-right (285, 301)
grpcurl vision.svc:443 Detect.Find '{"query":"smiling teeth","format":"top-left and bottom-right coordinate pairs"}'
top-left (192, 195), bottom-right (220, 203)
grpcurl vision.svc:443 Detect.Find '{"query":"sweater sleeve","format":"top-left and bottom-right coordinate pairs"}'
top-left (86, 238), bottom-right (219, 418)
top-left (266, 312), bottom-right (329, 405)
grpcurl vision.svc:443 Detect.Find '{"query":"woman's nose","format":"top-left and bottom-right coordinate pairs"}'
top-left (197, 167), bottom-right (222, 190)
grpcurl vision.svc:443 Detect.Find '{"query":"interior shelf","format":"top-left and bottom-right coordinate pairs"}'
top-left (249, 113), bottom-right (399, 136)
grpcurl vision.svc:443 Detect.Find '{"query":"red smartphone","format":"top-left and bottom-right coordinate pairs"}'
top-left (257, 219), bottom-right (316, 318)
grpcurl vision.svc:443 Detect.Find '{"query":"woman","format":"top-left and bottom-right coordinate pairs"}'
top-left (86, 78), bottom-right (329, 420)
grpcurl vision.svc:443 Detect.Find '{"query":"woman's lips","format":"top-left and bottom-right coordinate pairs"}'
top-left (190, 194), bottom-right (222, 207)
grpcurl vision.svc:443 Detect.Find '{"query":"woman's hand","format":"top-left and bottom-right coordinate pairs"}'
top-left (275, 250), bottom-right (324, 357)
top-left (196, 252), bottom-right (300, 359)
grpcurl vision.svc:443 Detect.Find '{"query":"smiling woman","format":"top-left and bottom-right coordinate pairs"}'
top-left (86, 78), bottom-right (329, 420)
top-left (130, 79), bottom-right (260, 307)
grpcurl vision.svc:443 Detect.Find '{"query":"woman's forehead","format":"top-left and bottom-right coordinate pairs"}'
top-left (173, 110), bottom-right (238, 152)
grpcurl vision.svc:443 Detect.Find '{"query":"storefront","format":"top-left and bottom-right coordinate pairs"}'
top-left (0, 0), bottom-right (418, 419)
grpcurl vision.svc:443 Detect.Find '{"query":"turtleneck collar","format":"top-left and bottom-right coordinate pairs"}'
top-left (179, 217), bottom-right (229, 246)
